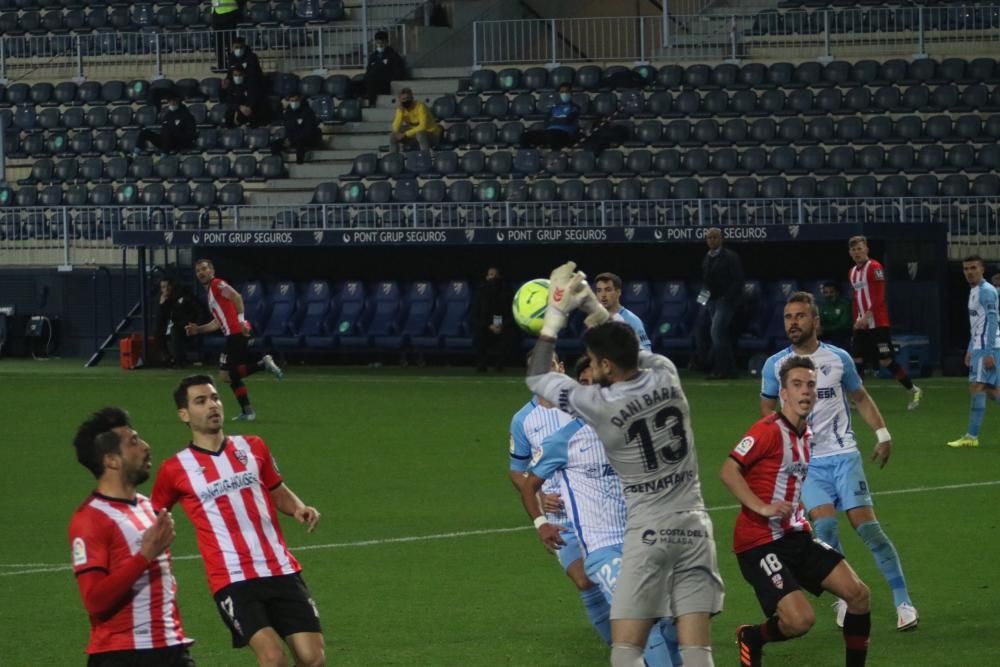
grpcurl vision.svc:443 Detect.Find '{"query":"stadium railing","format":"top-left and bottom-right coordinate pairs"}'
top-left (0, 24), bottom-right (406, 83)
top-left (0, 195), bottom-right (997, 265)
top-left (472, 5), bottom-right (1000, 67)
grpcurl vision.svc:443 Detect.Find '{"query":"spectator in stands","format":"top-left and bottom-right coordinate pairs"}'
top-left (134, 94), bottom-right (197, 157)
top-left (358, 31), bottom-right (406, 108)
top-left (270, 94), bottom-right (322, 165)
top-left (520, 83), bottom-right (580, 150)
top-left (225, 65), bottom-right (270, 128)
top-left (389, 88), bottom-right (441, 152)
top-left (222, 37), bottom-right (264, 91)
top-left (818, 280), bottom-right (852, 349)
top-left (472, 266), bottom-right (514, 373)
top-left (695, 227), bottom-right (744, 380)
top-left (210, 0), bottom-right (241, 72)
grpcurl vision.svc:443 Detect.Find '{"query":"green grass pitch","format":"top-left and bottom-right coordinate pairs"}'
top-left (0, 360), bottom-right (997, 665)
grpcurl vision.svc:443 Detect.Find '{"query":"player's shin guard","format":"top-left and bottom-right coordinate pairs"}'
top-left (609, 643), bottom-right (645, 667)
top-left (230, 377), bottom-right (252, 411)
top-left (968, 392), bottom-right (987, 437)
top-left (886, 360), bottom-right (914, 390)
top-left (579, 587), bottom-right (611, 645)
top-left (842, 611), bottom-right (871, 667)
top-left (856, 521), bottom-right (911, 607)
top-left (813, 516), bottom-right (842, 552)
top-left (678, 646), bottom-right (714, 667)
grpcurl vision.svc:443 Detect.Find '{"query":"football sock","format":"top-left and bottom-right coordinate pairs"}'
top-left (856, 521), bottom-right (911, 607)
top-left (610, 643), bottom-right (645, 667)
top-left (641, 624), bottom-right (673, 667)
top-left (887, 360), bottom-right (914, 390)
top-left (842, 611), bottom-right (871, 667)
top-left (813, 516), bottom-right (842, 552)
top-left (578, 586), bottom-right (611, 644)
top-left (968, 392), bottom-right (987, 437)
top-left (230, 378), bottom-right (251, 412)
top-left (760, 615), bottom-right (790, 644)
top-left (657, 618), bottom-right (682, 667)
top-left (678, 646), bottom-right (714, 667)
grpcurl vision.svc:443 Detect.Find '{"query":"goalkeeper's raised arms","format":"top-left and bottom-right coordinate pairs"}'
top-left (577, 281), bottom-right (610, 328)
top-left (539, 261), bottom-right (588, 338)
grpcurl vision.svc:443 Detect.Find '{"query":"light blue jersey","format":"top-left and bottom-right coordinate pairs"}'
top-left (514, 401), bottom-right (574, 527)
top-left (508, 399), bottom-right (538, 473)
top-left (968, 281), bottom-right (1000, 353)
top-left (761, 342), bottom-right (863, 459)
top-left (531, 418), bottom-right (628, 555)
top-left (613, 307), bottom-right (652, 351)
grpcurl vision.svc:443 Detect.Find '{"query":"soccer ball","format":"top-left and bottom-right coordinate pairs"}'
top-left (512, 278), bottom-right (550, 336)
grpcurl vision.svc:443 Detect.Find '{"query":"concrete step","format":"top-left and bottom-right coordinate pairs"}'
top-left (328, 121), bottom-right (389, 134)
top-left (285, 161), bottom-right (353, 179)
top-left (390, 78), bottom-right (461, 96)
top-left (411, 66), bottom-right (472, 79)
top-left (323, 133), bottom-right (387, 150)
top-left (248, 190), bottom-right (313, 207)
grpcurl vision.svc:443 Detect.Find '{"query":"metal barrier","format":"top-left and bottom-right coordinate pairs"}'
top-left (0, 24), bottom-right (406, 83)
top-left (0, 196), bottom-right (997, 264)
top-left (473, 5), bottom-right (1000, 66)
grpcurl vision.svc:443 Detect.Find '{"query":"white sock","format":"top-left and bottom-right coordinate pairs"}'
top-left (680, 646), bottom-right (715, 667)
top-left (610, 643), bottom-right (644, 667)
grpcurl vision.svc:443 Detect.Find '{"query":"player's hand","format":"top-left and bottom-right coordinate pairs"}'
top-left (541, 493), bottom-right (564, 513)
top-left (294, 506), bottom-right (320, 533)
top-left (577, 282), bottom-right (610, 328)
top-left (853, 318), bottom-right (866, 331)
top-left (240, 321), bottom-right (252, 337)
top-left (537, 522), bottom-right (565, 553)
top-left (872, 440), bottom-right (891, 469)
top-left (184, 322), bottom-right (199, 336)
top-left (985, 355), bottom-right (996, 370)
top-left (140, 510), bottom-right (175, 561)
top-left (239, 105), bottom-right (252, 116)
top-left (540, 262), bottom-right (587, 337)
top-left (758, 501), bottom-right (794, 520)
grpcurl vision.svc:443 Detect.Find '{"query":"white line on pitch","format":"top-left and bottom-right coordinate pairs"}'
top-left (4, 479), bottom-right (997, 578)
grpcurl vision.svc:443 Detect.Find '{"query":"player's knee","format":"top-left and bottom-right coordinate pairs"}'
top-left (569, 569), bottom-right (594, 591)
top-left (609, 643), bottom-right (645, 667)
top-left (295, 649), bottom-right (326, 667)
top-left (781, 606), bottom-right (815, 637)
top-left (254, 645), bottom-right (289, 667)
top-left (845, 580), bottom-right (871, 612)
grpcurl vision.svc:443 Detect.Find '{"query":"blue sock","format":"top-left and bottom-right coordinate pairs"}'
top-left (641, 621), bottom-right (676, 667)
top-left (968, 392), bottom-right (987, 437)
top-left (657, 618), bottom-right (682, 667)
top-left (857, 520), bottom-right (911, 607)
top-left (813, 515), bottom-right (842, 553)
top-left (579, 586), bottom-right (611, 645)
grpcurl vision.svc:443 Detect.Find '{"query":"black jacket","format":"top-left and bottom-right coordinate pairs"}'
top-left (226, 82), bottom-right (270, 124)
top-left (160, 104), bottom-right (197, 143)
top-left (701, 247), bottom-right (744, 304)
top-left (365, 46), bottom-right (406, 84)
top-left (282, 104), bottom-right (321, 142)
top-left (225, 48), bottom-right (264, 88)
top-left (472, 279), bottom-right (513, 329)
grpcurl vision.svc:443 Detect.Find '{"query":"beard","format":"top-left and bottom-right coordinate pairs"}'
top-left (126, 467), bottom-right (150, 486)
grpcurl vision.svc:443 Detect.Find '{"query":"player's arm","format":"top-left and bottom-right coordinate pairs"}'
top-left (759, 397), bottom-right (777, 417)
top-left (720, 458), bottom-right (793, 519)
top-left (847, 386), bottom-right (892, 468)
top-left (185, 314), bottom-right (221, 336)
top-left (270, 483), bottom-right (320, 533)
top-left (984, 289), bottom-right (998, 368)
top-left (759, 356), bottom-right (779, 416)
top-left (518, 472), bottom-right (565, 552)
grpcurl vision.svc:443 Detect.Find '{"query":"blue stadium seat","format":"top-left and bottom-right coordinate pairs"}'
top-left (620, 280), bottom-right (653, 327)
top-left (767, 280), bottom-right (799, 307)
top-left (259, 281), bottom-right (298, 343)
top-left (374, 280), bottom-right (436, 350)
top-left (650, 281), bottom-right (692, 354)
top-left (341, 281), bottom-right (400, 349)
top-left (274, 280), bottom-right (331, 350)
top-left (319, 280), bottom-right (366, 348)
top-left (737, 280), bottom-right (771, 353)
top-left (413, 280), bottom-right (472, 351)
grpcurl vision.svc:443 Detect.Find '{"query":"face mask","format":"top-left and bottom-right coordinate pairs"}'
top-left (233, 76), bottom-right (244, 85)
top-left (233, 48), bottom-right (244, 57)
top-left (290, 102), bottom-right (300, 110)
top-left (560, 93), bottom-right (571, 103)
top-left (168, 105), bottom-right (179, 112)
top-left (402, 100), bottom-right (414, 109)
top-left (375, 47), bottom-right (384, 53)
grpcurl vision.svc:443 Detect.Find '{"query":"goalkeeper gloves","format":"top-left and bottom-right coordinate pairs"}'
top-left (540, 261), bottom-right (587, 338)
top-left (577, 282), bottom-right (610, 328)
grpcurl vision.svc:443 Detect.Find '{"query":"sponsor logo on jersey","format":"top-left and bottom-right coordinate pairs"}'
top-left (734, 437), bottom-right (755, 456)
top-left (641, 529), bottom-right (657, 546)
top-left (72, 537), bottom-right (87, 566)
top-left (508, 435), bottom-right (516, 455)
top-left (199, 471), bottom-right (260, 503)
top-left (622, 470), bottom-right (695, 494)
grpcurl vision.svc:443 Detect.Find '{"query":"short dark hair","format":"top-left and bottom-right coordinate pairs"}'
top-left (374, 30), bottom-right (389, 41)
top-left (583, 321), bottom-right (638, 372)
top-left (174, 374), bottom-right (215, 409)
top-left (573, 355), bottom-right (590, 381)
top-left (779, 355), bottom-right (816, 388)
top-left (786, 291), bottom-right (819, 317)
top-left (594, 272), bottom-right (622, 291)
top-left (848, 235), bottom-right (867, 247)
top-left (73, 407), bottom-right (131, 478)
top-left (963, 255), bottom-right (985, 267)
top-left (194, 258), bottom-right (213, 269)
top-left (232, 36), bottom-right (246, 46)
top-left (230, 66), bottom-right (245, 74)
top-left (558, 82), bottom-right (572, 92)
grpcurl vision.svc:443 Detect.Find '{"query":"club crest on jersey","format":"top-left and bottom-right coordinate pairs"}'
top-left (735, 437), bottom-right (755, 456)
top-left (819, 364), bottom-right (831, 376)
top-left (509, 435), bottom-right (516, 455)
top-left (874, 268), bottom-right (884, 280)
top-left (234, 449), bottom-right (248, 466)
top-left (771, 573), bottom-right (784, 590)
top-left (72, 537), bottom-right (87, 566)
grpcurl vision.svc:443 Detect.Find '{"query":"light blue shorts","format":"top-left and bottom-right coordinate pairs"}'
top-left (802, 451), bottom-right (873, 513)
top-left (583, 544), bottom-right (624, 604)
top-left (969, 350), bottom-right (999, 386)
top-left (556, 528), bottom-right (584, 571)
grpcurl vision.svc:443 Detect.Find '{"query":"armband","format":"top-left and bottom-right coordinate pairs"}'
top-left (876, 427), bottom-right (891, 443)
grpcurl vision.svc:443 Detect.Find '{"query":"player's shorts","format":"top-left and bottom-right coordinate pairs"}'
top-left (737, 531), bottom-right (845, 617)
top-left (584, 544), bottom-right (624, 604)
top-left (87, 645), bottom-right (195, 667)
top-left (969, 350), bottom-right (999, 386)
top-left (556, 527), bottom-right (583, 572)
top-left (611, 510), bottom-right (725, 621)
top-left (213, 573), bottom-right (322, 648)
top-left (219, 334), bottom-right (252, 372)
top-left (851, 327), bottom-right (894, 367)
top-left (802, 451), bottom-right (873, 513)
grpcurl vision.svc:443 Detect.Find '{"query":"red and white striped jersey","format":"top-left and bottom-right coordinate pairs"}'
top-left (151, 435), bottom-right (300, 594)
top-left (849, 259), bottom-right (890, 329)
top-left (729, 414), bottom-right (812, 553)
top-left (68, 493), bottom-right (191, 654)
top-left (207, 277), bottom-right (243, 336)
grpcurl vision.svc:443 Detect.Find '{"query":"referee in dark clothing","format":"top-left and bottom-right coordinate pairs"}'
top-left (696, 227), bottom-right (744, 379)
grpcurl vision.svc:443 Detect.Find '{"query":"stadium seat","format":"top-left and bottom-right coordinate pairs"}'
top-left (340, 281), bottom-right (400, 349)
top-left (374, 281), bottom-right (436, 350)
top-left (650, 281), bottom-right (692, 354)
top-left (257, 281), bottom-right (298, 344)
